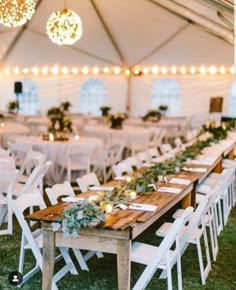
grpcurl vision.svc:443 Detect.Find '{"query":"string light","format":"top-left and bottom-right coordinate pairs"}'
top-left (71, 67), bottom-right (78, 74)
top-left (46, 8), bottom-right (83, 45)
top-left (124, 69), bottom-right (130, 75)
top-left (32, 67), bottom-right (39, 74)
top-left (209, 66), bottom-right (217, 75)
top-left (113, 67), bottom-right (121, 75)
top-left (152, 66), bottom-right (159, 74)
top-left (230, 66), bottom-right (236, 74)
top-left (103, 67), bottom-right (110, 74)
top-left (171, 66), bottom-right (177, 74)
top-left (13, 67), bottom-right (19, 74)
top-left (219, 66), bottom-right (226, 74)
top-left (161, 67), bottom-right (167, 74)
top-left (0, 0), bottom-right (35, 27)
top-left (199, 66), bottom-right (206, 75)
top-left (92, 67), bottom-right (99, 74)
top-left (82, 66), bottom-right (89, 74)
top-left (1, 66), bottom-right (235, 76)
top-left (51, 66), bottom-right (59, 75)
top-left (142, 67), bottom-right (149, 74)
top-left (61, 67), bottom-right (69, 74)
top-left (190, 66), bottom-right (196, 74)
top-left (180, 66), bottom-right (186, 74)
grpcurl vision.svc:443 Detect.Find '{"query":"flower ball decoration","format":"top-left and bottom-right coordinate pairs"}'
top-left (0, 0), bottom-right (35, 27)
top-left (46, 9), bottom-right (83, 45)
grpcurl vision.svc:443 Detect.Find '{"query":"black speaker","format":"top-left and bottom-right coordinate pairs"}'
top-left (14, 82), bottom-right (22, 94)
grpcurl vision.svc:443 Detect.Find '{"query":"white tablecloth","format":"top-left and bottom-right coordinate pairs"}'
top-left (84, 125), bottom-right (150, 145)
top-left (14, 136), bottom-right (103, 185)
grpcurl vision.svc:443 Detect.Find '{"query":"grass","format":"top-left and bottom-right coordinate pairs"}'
top-left (0, 205), bottom-right (236, 290)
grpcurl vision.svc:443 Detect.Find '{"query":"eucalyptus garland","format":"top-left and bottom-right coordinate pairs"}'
top-left (53, 120), bottom-right (236, 237)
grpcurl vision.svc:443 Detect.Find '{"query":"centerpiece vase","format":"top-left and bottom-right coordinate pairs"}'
top-left (110, 118), bottom-right (123, 129)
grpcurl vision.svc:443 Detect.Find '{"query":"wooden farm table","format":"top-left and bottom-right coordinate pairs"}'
top-left (26, 140), bottom-right (235, 290)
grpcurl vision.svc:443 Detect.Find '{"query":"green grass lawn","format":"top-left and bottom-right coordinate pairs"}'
top-left (0, 206), bottom-right (236, 290)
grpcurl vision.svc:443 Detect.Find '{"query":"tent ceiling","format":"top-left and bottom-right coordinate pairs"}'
top-left (0, 0), bottom-right (233, 67)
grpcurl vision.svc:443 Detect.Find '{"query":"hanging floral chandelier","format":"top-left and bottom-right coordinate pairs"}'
top-left (46, 8), bottom-right (83, 45)
top-left (0, 0), bottom-right (35, 28)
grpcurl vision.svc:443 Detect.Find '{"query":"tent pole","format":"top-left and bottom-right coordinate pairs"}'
top-left (133, 23), bottom-right (189, 66)
top-left (126, 73), bottom-right (132, 114)
top-left (90, 0), bottom-right (126, 65)
top-left (148, 0), bottom-right (233, 44)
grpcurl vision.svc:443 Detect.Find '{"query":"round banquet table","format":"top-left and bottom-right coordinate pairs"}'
top-left (14, 136), bottom-right (103, 185)
top-left (84, 125), bottom-right (150, 145)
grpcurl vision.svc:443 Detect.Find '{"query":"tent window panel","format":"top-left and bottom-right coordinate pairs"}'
top-left (150, 78), bottom-right (181, 115)
top-left (17, 79), bottom-right (38, 115)
top-left (80, 78), bottom-right (107, 116)
top-left (229, 81), bottom-right (236, 117)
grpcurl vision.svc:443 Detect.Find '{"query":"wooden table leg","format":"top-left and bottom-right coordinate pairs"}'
top-left (181, 191), bottom-right (191, 209)
top-left (117, 239), bottom-right (131, 290)
top-left (214, 159), bottom-right (222, 173)
top-left (42, 226), bottom-right (55, 290)
top-left (227, 148), bottom-right (235, 160)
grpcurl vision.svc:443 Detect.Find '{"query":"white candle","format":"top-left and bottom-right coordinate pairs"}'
top-left (126, 176), bottom-right (132, 183)
top-left (49, 133), bottom-right (54, 141)
top-left (105, 204), bottom-right (113, 214)
top-left (130, 191), bottom-right (137, 200)
top-left (74, 134), bottom-right (80, 140)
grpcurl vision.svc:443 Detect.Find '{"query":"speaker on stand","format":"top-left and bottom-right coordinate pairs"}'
top-left (14, 81), bottom-right (22, 112)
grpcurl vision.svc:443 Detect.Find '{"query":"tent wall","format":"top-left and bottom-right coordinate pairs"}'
top-left (0, 74), bottom-right (235, 118)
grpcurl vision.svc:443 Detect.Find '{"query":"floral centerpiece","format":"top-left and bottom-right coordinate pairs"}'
top-left (60, 101), bottom-right (71, 112)
top-left (100, 106), bottom-right (111, 116)
top-left (142, 109), bottom-right (161, 122)
top-left (47, 102), bottom-right (73, 141)
top-left (159, 104), bottom-right (168, 114)
top-left (108, 112), bottom-right (127, 129)
top-left (7, 100), bottom-right (19, 114)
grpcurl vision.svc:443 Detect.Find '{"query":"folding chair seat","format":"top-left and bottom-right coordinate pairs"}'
top-left (10, 192), bottom-right (78, 289)
top-left (131, 207), bottom-right (193, 290)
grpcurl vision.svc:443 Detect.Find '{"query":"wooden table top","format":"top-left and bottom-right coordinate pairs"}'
top-left (26, 140), bottom-right (233, 231)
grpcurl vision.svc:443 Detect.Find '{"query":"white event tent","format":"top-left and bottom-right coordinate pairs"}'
top-left (0, 0), bottom-right (234, 120)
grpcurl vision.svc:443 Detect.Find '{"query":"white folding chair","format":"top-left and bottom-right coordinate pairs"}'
top-left (112, 161), bottom-right (133, 178)
top-left (158, 197), bottom-right (211, 285)
top-left (45, 182), bottom-right (103, 270)
top-left (0, 170), bottom-right (19, 235)
top-left (136, 151), bottom-right (152, 164)
top-left (76, 172), bottom-right (101, 192)
top-left (58, 145), bottom-right (93, 183)
top-left (125, 156), bottom-right (142, 171)
top-left (8, 142), bottom-right (32, 167)
top-left (14, 161), bottom-right (52, 196)
top-left (159, 143), bottom-right (173, 155)
top-left (131, 207), bottom-right (193, 290)
top-left (10, 192), bottom-right (78, 289)
top-left (17, 150), bottom-right (46, 184)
